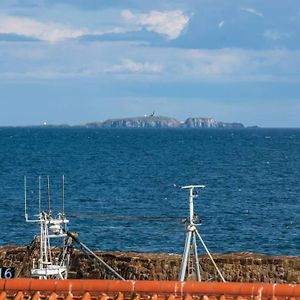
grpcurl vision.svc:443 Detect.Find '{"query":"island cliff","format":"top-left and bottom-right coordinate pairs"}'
top-left (184, 117), bottom-right (244, 129)
top-left (101, 116), bottom-right (181, 128)
top-left (86, 116), bottom-right (244, 129)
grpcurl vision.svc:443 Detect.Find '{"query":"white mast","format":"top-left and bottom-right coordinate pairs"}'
top-left (178, 185), bottom-right (225, 282)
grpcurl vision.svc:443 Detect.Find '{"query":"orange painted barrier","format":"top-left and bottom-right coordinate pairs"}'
top-left (0, 279), bottom-right (299, 300)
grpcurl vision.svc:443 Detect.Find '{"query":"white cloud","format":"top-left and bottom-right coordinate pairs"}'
top-left (105, 59), bottom-right (163, 73)
top-left (241, 8), bottom-right (263, 17)
top-left (264, 29), bottom-right (291, 41)
top-left (181, 49), bottom-right (300, 82)
top-left (218, 20), bottom-right (225, 28)
top-left (1, 41), bottom-right (300, 82)
top-left (0, 15), bottom-right (87, 42)
top-left (182, 49), bottom-right (245, 78)
top-left (121, 9), bottom-right (189, 39)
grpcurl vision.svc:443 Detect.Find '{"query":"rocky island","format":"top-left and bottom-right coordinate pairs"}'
top-left (100, 116), bottom-right (181, 128)
top-left (184, 117), bottom-right (244, 129)
top-left (86, 116), bottom-right (245, 129)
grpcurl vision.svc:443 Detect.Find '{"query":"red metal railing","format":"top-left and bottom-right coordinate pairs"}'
top-left (0, 279), bottom-right (299, 300)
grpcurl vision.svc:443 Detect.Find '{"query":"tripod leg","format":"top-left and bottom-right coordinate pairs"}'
top-left (195, 228), bottom-right (225, 282)
top-left (179, 230), bottom-right (192, 281)
top-left (192, 232), bottom-right (201, 281)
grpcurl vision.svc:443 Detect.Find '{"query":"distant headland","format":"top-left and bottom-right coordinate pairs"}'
top-left (8, 116), bottom-right (259, 129)
top-left (85, 116), bottom-right (247, 129)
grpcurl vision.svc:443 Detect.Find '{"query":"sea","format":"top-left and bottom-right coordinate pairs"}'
top-left (0, 127), bottom-right (299, 256)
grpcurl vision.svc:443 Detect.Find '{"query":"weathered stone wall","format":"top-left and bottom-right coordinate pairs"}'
top-left (0, 246), bottom-right (299, 283)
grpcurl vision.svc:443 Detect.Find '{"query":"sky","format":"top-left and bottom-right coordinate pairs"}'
top-left (0, 0), bottom-right (300, 127)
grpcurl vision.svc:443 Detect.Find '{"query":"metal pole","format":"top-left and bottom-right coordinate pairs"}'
top-left (44, 218), bottom-right (48, 264)
top-left (39, 214), bottom-right (43, 272)
top-left (189, 188), bottom-right (194, 223)
top-left (192, 232), bottom-right (201, 281)
top-left (38, 176), bottom-right (41, 214)
top-left (64, 230), bottom-right (125, 281)
top-left (47, 176), bottom-right (51, 215)
top-left (62, 175), bottom-right (65, 215)
top-left (195, 229), bottom-right (225, 282)
top-left (80, 242), bottom-right (125, 281)
top-left (24, 176), bottom-right (28, 220)
top-left (179, 230), bottom-right (192, 281)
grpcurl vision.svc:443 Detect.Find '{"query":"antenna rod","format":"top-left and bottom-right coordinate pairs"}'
top-left (189, 187), bottom-right (194, 223)
top-left (24, 176), bottom-right (28, 220)
top-left (47, 176), bottom-right (51, 214)
top-left (62, 175), bottom-right (65, 215)
top-left (38, 176), bottom-right (41, 214)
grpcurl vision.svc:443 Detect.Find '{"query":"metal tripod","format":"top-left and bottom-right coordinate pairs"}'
top-left (178, 185), bottom-right (225, 282)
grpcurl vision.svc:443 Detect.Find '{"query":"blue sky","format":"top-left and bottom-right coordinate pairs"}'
top-left (0, 0), bottom-right (299, 127)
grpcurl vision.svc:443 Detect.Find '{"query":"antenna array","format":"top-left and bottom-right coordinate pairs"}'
top-left (24, 176), bottom-right (124, 281)
top-left (24, 176), bottom-right (71, 279)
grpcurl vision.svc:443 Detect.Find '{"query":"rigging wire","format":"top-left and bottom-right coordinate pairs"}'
top-left (68, 212), bottom-right (183, 222)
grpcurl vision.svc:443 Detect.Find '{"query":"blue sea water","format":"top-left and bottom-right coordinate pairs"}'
top-left (0, 128), bottom-right (299, 256)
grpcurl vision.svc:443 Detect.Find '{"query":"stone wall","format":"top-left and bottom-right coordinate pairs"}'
top-left (0, 246), bottom-right (299, 283)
